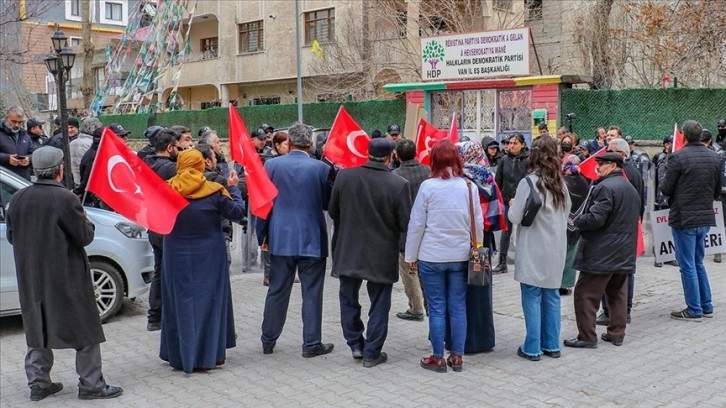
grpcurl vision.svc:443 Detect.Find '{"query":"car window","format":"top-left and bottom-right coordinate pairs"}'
top-left (0, 181), bottom-right (18, 222)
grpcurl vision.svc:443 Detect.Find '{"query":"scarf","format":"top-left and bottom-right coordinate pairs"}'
top-left (168, 149), bottom-right (231, 200)
top-left (457, 141), bottom-right (506, 232)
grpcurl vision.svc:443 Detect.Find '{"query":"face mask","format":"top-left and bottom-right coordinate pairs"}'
top-left (561, 143), bottom-right (573, 152)
top-left (718, 129), bottom-right (726, 137)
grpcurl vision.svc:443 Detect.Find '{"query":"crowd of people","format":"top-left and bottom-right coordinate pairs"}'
top-left (1, 104), bottom-right (725, 400)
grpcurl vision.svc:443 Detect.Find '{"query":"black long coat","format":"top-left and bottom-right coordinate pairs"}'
top-left (573, 171), bottom-right (640, 274)
top-left (329, 161), bottom-right (411, 284)
top-left (6, 179), bottom-right (105, 349)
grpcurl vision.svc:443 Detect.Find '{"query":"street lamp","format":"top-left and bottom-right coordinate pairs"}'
top-left (44, 23), bottom-right (75, 188)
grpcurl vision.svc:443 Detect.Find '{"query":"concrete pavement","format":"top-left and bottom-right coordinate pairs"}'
top-left (1, 252), bottom-right (724, 407)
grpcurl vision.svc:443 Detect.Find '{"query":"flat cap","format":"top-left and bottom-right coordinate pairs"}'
top-left (368, 137), bottom-right (396, 158)
top-left (594, 152), bottom-right (624, 167)
top-left (32, 146), bottom-right (64, 171)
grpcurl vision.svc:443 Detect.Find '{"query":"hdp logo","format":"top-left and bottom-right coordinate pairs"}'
top-left (422, 40), bottom-right (445, 78)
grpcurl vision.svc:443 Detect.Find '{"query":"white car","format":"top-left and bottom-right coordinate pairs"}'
top-left (0, 166), bottom-right (153, 323)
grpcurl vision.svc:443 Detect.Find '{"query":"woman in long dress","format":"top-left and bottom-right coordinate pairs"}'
top-left (160, 149), bottom-right (246, 373)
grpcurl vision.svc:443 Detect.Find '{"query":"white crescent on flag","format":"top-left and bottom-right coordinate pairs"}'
top-left (107, 155), bottom-right (142, 195)
top-left (346, 130), bottom-right (368, 158)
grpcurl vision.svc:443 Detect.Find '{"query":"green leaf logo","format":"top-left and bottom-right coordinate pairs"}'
top-left (422, 40), bottom-right (445, 70)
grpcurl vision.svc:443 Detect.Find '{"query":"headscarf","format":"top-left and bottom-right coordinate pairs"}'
top-left (457, 141), bottom-right (495, 195)
top-left (168, 149), bottom-right (231, 199)
top-left (457, 140), bottom-right (506, 233)
top-left (562, 154), bottom-right (581, 175)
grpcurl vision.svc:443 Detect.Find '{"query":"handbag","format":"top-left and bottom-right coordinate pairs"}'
top-left (520, 176), bottom-right (542, 227)
top-left (466, 180), bottom-right (491, 286)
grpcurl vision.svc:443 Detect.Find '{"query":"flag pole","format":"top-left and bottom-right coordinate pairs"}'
top-left (82, 128), bottom-right (108, 207)
top-left (294, 0), bottom-right (303, 122)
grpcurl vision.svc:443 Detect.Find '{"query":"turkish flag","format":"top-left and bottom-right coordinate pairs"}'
top-left (323, 106), bottom-right (370, 168)
top-left (415, 118), bottom-right (448, 165)
top-left (87, 128), bottom-right (188, 234)
top-left (672, 123), bottom-right (685, 152)
top-left (228, 105), bottom-right (278, 219)
top-left (579, 147), bottom-right (607, 180)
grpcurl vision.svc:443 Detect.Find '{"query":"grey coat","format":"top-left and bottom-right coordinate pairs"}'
top-left (508, 174), bottom-right (571, 289)
top-left (6, 179), bottom-right (105, 349)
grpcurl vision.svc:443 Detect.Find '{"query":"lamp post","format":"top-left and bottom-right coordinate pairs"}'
top-left (44, 24), bottom-right (76, 189)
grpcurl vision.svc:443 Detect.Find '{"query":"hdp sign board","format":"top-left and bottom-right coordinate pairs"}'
top-left (650, 201), bottom-right (725, 263)
top-left (420, 28), bottom-right (530, 81)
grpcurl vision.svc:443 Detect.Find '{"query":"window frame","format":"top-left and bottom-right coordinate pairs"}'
top-left (304, 7), bottom-right (335, 45)
top-left (238, 20), bottom-right (264, 54)
top-left (65, 0), bottom-right (92, 22)
top-left (69, 36), bottom-right (82, 47)
top-left (99, 0), bottom-right (128, 26)
top-left (200, 37), bottom-right (219, 58)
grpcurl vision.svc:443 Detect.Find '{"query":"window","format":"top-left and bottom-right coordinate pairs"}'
top-left (250, 96), bottom-right (280, 106)
top-left (525, 0), bottom-right (542, 20)
top-left (493, 0), bottom-right (513, 11)
top-left (65, 0), bottom-right (87, 21)
top-left (70, 0), bottom-right (80, 16)
top-left (105, 2), bottom-right (123, 21)
top-left (200, 37), bottom-right (218, 58)
top-left (304, 8), bottom-right (335, 45)
top-left (69, 36), bottom-right (82, 46)
top-left (99, 0), bottom-right (128, 26)
top-left (201, 101), bottom-right (221, 110)
top-left (239, 20), bottom-right (264, 53)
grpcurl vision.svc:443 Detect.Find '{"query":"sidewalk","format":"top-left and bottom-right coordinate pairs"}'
top-left (1, 256), bottom-right (724, 407)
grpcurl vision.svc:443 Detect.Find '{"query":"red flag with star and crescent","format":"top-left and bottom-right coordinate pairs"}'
top-left (228, 105), bottom-right (278, 219)
top-left (87, 128), bottom-right (188, 234)
top-left (323, 106), bottom-right (370, 168)
top-left (579, 147), bottom-right (607, 181)
top-left (415, 118), bottom-right (448, 165)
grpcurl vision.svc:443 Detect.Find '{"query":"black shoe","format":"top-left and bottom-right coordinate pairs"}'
top-left (517, 346), bottom-right (540, 361)
top-left (558, 288), bottom-right (572, 296)
top-left (147, 321), bottom-right (161, 331)
top-left (542, 350), bottom-right (561, 358)
top-left (563, 338), bottom-right (598, 349)
top-left (302, 343), bottom-right (334, 358)
top-left (30, 382), bottom-right (63, 401)
top-left (595, 312), bottom-right (610, 326)
top-left (396, 310), bottom-right (424, 321)
top-left (362, 352), bottom-right (388, 368)
top-left (492, 263), bottom-right (508, 274)
top-left (627, 314), bottom-right (631, 324)
top-left (78, 385), bottom-right (123, 400)
top-left (670, 309), bottom-right (703, 322)
top-left (714, 254), bottom-right (722, 263)
top-left (351, 349), bottom-right (363, 360)
top-left (665, 260), bottom-right (679, 267)
top-left (263, 345), bottom-right (274, 355)
top-left (600, 333), bottom-right (623, 346)
top-left (654, 261), bottom-right (663, 267)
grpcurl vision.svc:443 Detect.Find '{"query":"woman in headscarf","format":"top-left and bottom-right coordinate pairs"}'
top-left (160, 149), bottom-right (246, 374)
top-left (446, 140), bottom-right (506, 354)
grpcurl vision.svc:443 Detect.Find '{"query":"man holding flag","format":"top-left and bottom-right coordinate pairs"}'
top-left (256, 123), bottom-right (335, 358)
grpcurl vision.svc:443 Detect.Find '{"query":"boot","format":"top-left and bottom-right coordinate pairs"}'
top-left (715, 254), bottom-right (722, 263)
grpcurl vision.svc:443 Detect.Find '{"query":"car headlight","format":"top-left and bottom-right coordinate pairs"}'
top-left (115, 222), bottom-right (147, 239)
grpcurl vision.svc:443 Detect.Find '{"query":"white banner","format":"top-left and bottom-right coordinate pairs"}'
top-left (420, 28), bottom-right (530, 81)
top-left (650, 201), bottom-right (725, 263)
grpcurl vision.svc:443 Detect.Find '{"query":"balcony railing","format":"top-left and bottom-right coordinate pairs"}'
top-left (181, 49), bottom-right (218, 63)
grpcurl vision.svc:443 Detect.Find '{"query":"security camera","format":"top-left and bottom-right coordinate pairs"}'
top-left (566, 113), bottom-right (576, 120)
top-left (269, 14), bottom-right (277, 19)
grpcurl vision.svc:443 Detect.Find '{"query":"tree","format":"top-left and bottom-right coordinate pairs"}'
top-left (80, 0), bottom-right (95, 108)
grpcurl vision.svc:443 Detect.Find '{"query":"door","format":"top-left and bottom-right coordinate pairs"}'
top-left (496, 88), bottom-right (533, 146)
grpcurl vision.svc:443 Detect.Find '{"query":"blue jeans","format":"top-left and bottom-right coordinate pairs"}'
top-left (520, 283), bottom-right (561, 357)
top-left (672, 226), bottom-right (713, 316)
top-left (418, 261), bottom-right (468, 356)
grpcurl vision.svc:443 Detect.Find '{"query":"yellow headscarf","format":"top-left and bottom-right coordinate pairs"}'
top-left (168, 149), bottom-right (231, 200)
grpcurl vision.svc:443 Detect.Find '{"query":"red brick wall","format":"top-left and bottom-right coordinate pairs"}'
top-left (531, 83), bottom-right (559, 125)
top-left (406, 90), bottom-right (424, 108)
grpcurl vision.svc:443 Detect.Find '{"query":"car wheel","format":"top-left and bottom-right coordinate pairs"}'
top-left (90, 261), bottom-right (125, 323)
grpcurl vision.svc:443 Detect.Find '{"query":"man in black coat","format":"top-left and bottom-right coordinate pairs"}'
top-left (392, 139), bottom-right (429, 321)
top-left (595, 137), bottom-right (645, 326)
top-left (661, 120), bottom-right (722, 321)
top-left (329, 138), bottom-right (412, 368)
top-left (6, 147), bottom-right (122, 401)
top-left (142, 128), bottom-right (180, 331)
top-left (0, 106), bottom-right (34, 180)
top-left (564, 153), bottom-right (640, 349)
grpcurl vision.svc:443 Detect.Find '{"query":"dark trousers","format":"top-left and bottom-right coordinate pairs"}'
top-left (601, 274), bottom-right (635, 315)
top-left (339, 276), bottom-right (393, 360)
top-left (498, 203), bottom-right (513, 262)
top-left (261, 255), bottom-right (326, 352)
top-left (147, 232), bottom-right (163, 323)
top-left (573, 272), bottom-right (629, 343)
top-left (25, 344), bottom-right (105, 391)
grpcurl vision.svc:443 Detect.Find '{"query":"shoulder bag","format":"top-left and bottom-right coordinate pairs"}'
top-left (520, 176), bottom-right (542, 227)
top-left (466, 180), bottom-right (491, 286)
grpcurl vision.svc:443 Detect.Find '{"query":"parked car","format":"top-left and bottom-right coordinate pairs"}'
top-left (0, 166), bottom-right (153, 323)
